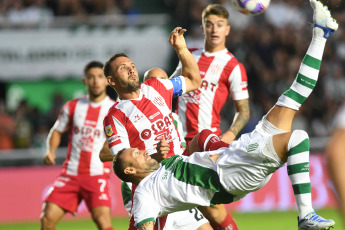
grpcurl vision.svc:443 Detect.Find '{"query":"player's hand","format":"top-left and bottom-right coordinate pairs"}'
top-left (169, 27), bottom-right (187, 52)
top-left (219, 131), bottom-right (235, 144)
top-left (151, 138), bottom-right (169, 162)
top-left (43, 152), bottom-right (56, 165)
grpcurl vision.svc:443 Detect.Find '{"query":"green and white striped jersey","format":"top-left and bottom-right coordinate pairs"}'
top-left (133, 152), bottom-right (233, 228)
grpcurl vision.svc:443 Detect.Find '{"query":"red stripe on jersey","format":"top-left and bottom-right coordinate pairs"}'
top-left (185, 53), bottom-right (215, 139)
top-left (77, 105), bottom-right (102, 175)
top-left (144, 79), bottom-right (173, 110)
top-left (84, 105), bottom-right (101, 128)
top-left (239, 63), bottom-right (248, 90)
top-left (62, 99), bottom-right (78, 173)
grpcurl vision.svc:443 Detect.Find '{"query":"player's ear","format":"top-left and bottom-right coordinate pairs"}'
top-left (226, 25), bottom-right (231, 36)
top-left (107, 75), bottom-right (115, 86)
top-left (124, 167), bottom-right (136, 175)
top-left (82, 77), bottom-right (87, 86)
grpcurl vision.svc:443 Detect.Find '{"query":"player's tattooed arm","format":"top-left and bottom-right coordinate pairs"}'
top-left (138, 221), bottom-right (154, 230)
top-left (220, 99), bottom-right (250, 144)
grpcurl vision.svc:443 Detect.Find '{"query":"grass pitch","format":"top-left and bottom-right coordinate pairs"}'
top-left (0, 209), bottom-right (343, 230)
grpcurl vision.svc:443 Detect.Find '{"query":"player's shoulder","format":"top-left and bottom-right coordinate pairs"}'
top-left (143, 77), bottom-right (170, 89)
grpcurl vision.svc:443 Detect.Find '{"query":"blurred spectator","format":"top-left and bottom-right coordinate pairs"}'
top-left (0, 100), bottom-right (16, 150)
top-left (13, 100), bottom-right (33, 148)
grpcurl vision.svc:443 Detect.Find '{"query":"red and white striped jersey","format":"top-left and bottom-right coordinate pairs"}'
top-left (171, 48), bottom-right (249, 140)
top-left (53, 96), bottom-right (115, 176)
top-left (104, 77), bottom-right (186, 158)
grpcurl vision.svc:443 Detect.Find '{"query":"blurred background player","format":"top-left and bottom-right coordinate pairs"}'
top-left (325, 100), bottom-right (345, 226)
top-left (40, 61), bottom-right (115, 230)
top-left (170, 4), bottom-right (250, 230)
top-left (101, 27), bottom-right (211, 230)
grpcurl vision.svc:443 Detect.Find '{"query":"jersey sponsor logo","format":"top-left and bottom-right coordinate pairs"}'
top-left (182, 89), bottom-right (201, 103)
top-left (139, 116), bottom-right (174, 143)
top-left (149, 112), bottom-right (160, 120)
top-left (85, 120), bottom-right (97, 126)
top-left (73, 126), bottom-right (101, 139)
top-left (105, 125), bottom-right (113, 136)
top-left (162, 155), bottom-right (183, 180)
top-left (200, 80), bottom-right (217, 92)
top-left (141, 129), bottom-right (152, 140)
top-left (247, 143), bottom-right (259, 152)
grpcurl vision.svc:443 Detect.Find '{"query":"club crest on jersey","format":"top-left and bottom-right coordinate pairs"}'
top-left (247, 143), bottom-right (259, 152)
top-left (105, 125), bottom-right (113, 136)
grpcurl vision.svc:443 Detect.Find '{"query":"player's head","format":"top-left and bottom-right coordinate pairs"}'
top-left (103, 53), bottom-right (140, 94)
top-left (201, 4), bottom-right (230, 52)
top-left (143, 67), bottom-right (169, 82)
top-left (113, 148), bottom-right (159, 183)
top-left (83, 61), bottom-right (108, 99)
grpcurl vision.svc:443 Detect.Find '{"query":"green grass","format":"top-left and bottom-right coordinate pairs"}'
top-left (1, 209), bottom-right (343, 230)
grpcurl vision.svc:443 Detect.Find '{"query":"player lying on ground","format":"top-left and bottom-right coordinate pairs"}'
top-left (112, 1), bottom-right (338, 229)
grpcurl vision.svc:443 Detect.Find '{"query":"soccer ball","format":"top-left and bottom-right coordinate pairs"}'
top-left (231, 0), bottom-right (270, 16)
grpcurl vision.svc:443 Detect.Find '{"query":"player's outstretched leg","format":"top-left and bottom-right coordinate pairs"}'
top-left (283, 130), bottom-right (334, 229)
top-left (265, 0), bottom-right (338, 132)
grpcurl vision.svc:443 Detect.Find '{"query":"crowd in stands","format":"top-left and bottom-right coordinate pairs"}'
top-left (0, 0), bottom-right (344, 151)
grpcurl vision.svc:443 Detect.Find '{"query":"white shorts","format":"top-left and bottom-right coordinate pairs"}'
top-left (164, 208), bottom-right (209, 230)
top-left (217, 116), bottom-right (285, 201)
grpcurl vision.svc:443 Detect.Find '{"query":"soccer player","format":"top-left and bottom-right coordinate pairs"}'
top-left (325, 100), bottom-right (345, 225)
top-left (170, 4), bottom-right (249, 229)
top-left (112, 1), bottom-right (338, 229)
top-left (102, 27), bottom-right (211, 229)
top-left (40, 61), bottom-right (115, 230)
top-left (124, 67), bottom-right (209, 229)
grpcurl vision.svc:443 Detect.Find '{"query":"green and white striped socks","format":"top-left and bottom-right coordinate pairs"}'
top-left (277, 29), bottom-right (326, 110)
top-left (287, 130), bottom-right (313, 218)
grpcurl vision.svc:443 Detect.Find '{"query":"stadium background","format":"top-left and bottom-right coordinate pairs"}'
top-left (0, 0), bottom-right (344, 228)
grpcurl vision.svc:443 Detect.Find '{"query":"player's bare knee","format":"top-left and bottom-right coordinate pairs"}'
top-left (272, 132), bottom-right (293, 161)
top-left (198, 205), bottom-right (227, 223)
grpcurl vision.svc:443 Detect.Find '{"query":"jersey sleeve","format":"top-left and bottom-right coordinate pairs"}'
top-left (334, 102), bottom-right (345, 130)
top-left (228, 63), bottom-right (249, 101)
top-left (133, 188), bottom-right (160, 228)
top-left (52, 101), bottom-right (72, 133)
top-left (103, 113), bottom-right (131, 156)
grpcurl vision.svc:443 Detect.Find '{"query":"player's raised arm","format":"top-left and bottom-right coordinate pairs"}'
top-left (169, 27), bottom-right (201, 93)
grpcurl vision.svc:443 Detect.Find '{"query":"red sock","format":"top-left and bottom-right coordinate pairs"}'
top-left (197, 129), bottom-right (229, 151)
top-left (103, 227), bottom-right (114, 230)
top-left (219, 212), bottom-right (238, 230)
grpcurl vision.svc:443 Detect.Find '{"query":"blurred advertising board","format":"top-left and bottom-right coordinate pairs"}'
top-left (0, 26), bottom-right (170, 80)
top-left (6, 79), bottom-right (86, 112)
top-left (0, 153), bottom-right (338, 222)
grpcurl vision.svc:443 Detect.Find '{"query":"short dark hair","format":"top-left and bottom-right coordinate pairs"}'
top-left (103, 53), bottom-right (128, 77)
top-left (113, 148), bottom-right (132, 182)
top-left (84, 61), bottom-right (104, 76)
top-left (202, 4), bottom-right (229, 22)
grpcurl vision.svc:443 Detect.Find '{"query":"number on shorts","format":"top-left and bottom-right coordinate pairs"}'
top-left (189, 208), bottom-right (204, 221)
top-left (98, 179), bottom-right (106, 192)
